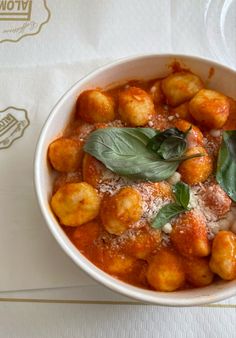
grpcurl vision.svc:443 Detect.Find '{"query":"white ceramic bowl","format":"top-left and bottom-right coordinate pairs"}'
top-left (34, 54), bottom-right (236, 306)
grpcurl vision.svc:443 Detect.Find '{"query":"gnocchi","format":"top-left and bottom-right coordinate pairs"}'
top-left (209, 231), bottom-right (236, 280)
top-left (183, 257), bottom-right (214, 287)
top-left (147, 249), bottom-right (185, 291)
top-left (118, 87), bottom-right (155, 126)
top-left (77, 89), bottom-right (115, 123)
top-left (48, 138), bottom-right (83, 173)
top-left (171, 102), bottom-right (192, 121)
top-left (201, 183), bottom-right (232, 217)
top-left (120, 227), bottom-right (161, 259)
top-left (51, 182), bottom-right (101, 226)
top-left (161, 72), bottom-right (203, 106)
top-left (178, 146), bottom-right (213, 185)
top-left (189, 89), bottom-right (230, 129)
top-left (149, 80), bottom-right (165, 105)
top-left (99, 248), bottom-right (137, 275)
top-left (171, 210), bottom-right (210, 257)
top-left (100, 187), bottom-right (142, 235)
top-left (174, 119), bottom-right (204, 148)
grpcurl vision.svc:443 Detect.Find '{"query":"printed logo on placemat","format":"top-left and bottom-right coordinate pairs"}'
top-left (0, 107), bottom-right (29, 149)
top-left (0, 0), bottom-right (50, 43)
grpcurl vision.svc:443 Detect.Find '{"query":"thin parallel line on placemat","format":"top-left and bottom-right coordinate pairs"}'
top-left (0, 299), bottom-right (143, 305)
top-left (202, 303), bottom-right (236, 308)
top-left (0, 298), bottom-right (235, 307)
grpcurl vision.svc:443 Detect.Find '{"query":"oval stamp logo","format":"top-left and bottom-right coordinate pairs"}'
top-left (0, 0), bottom-right (50, 43)
top-left (0, 107), bottom-right (29, 149)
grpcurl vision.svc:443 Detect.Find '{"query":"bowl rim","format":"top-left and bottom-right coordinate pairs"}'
top-left (34, 53), bottom-right (236, 306)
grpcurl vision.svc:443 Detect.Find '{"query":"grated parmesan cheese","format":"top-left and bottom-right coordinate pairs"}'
top-left (209, 129), bottom-right (221, 137)
top-left (98, 176), bottom-right (130, 195)
top-left (168, 172), bottom-right (181, 185)
top-left (148, 121), bottom-right (154, 127)
top-left (162, 223), bottom-right (173, 234)
top-left (189, 183), bottom-right (234, 239)
top-left (135, 183), bottom-right (170, 222)
top-left (97, 165), bottom-right (234, 242)
top-left (98, 177), bottom-right (170, 225)
top-left (150, 86), bottom-right (156, 94)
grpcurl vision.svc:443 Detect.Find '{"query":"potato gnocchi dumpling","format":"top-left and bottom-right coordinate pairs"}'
top-left (138, 181), bottom-right (173, 201)
top-left (201, 183), bottom-right (232, 217)
top-left (161, 72), bottom-right (203, 106)
top-left (209, 231), bottom-right (236, 280)
top-left (153, 181), bottom-right (173, 199)
top-left (120, 227), bottom-right (161, 259)
top-left (77, 89), bottom-right (115, 123)
top-left (51, 182), bottom-right (101, 226)
top-left (178, 146), bottom-right (213, 185)
top-left (48, 138), bottom-right (83, 172)
top-left (223, 98), bottom-right (236, 130)
top-left (118, 87), bottom-right (155, 126)
top-left (171, 102), bottom-right (192, 121)
top-left (189, 89), bottom-right (230, 129)
top-left (147, 249), bottom-right (185, 291)
top-left (149, 80), bottom-right (165, 105)
top-left (100, 249), bottom-right (137, 275)
top-left (171, 211), bottom-right (210, 257)
top-left (100, 187), bottom-right (142, 235)
top-left (174, 119), bottom-right (204, 148)
top-left (183, 257), bottom-right (214, 287)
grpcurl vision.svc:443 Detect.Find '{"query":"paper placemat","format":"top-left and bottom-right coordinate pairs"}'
top-left (1, 285), bottom-right (236, 306)
top-left (0, 0), bottom-right (235, 295)
top-left (0, 0), bottom-right (235, 69)
top-left (1, 2), bottom-right (236, 338)
top-left (0, 62), bottom-right (108, 291)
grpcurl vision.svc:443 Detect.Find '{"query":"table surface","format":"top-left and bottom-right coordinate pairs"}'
top-left (1, 0), bottom-right (236, 337)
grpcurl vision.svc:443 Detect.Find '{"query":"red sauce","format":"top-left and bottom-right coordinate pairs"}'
top-left (208, 67), bottom-right (215, 79)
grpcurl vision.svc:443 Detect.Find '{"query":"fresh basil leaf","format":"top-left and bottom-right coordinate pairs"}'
top-left (216, 130), bottom-right (236, 202)
top-left (84, 127), bottom-right (155, 161)
top-left (157, 136), bottom-right (187, 160)
top-left (146, 132), bottom-right (163, 153)
top-left (125, 160), bottom-right (179, 181)
top-left (171, 153), bottom-right (204, 162)
top-left (160, 128), bottom-right (186, 139)
top-left (84, 127), bottom-right (202, 182)
top-left (173, 182), bottom-right (190, 209)
top-left (151, 203), bottom-right (185, 228)
top-left (147, 127), bottom-right (187, 160)
top-left (151, 181), bottom-right (191, 229)
top-left (84, 127), bottom-right (179, 181)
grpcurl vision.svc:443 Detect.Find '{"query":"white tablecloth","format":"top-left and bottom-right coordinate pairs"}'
top-left (0, 0), bottom-right (236, 337)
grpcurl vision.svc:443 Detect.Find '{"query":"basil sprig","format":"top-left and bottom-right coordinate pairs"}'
top-left (151, 182), bottom-right (191, 229)
top-left (147, 127), bottom-right (190, 160)
top-left (84, 127), bottom-right (201, 182)
top-left (216, 130), bottom-right (236, 202)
